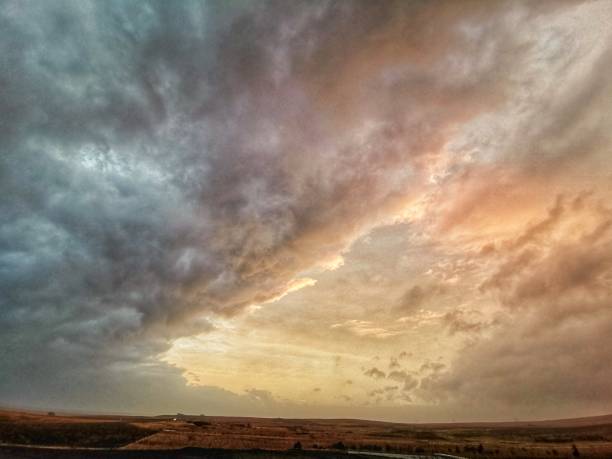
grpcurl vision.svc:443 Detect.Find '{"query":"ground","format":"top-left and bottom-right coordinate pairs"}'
top-left (1, 410), bottom-right (612, 458)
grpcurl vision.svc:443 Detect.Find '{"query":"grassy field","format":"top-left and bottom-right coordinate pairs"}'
top-left (1, 409), bottom-right (612, 458)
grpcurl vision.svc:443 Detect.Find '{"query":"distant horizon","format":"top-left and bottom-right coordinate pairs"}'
top-left (4, 405), bottom-right (612, 427)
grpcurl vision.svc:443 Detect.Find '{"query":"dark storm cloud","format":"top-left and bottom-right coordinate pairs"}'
top-left (1, 0), bottom-right (522, 408)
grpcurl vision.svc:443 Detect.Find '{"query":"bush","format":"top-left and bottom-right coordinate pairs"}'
top-left (331, 441), bottom-right (347, 450)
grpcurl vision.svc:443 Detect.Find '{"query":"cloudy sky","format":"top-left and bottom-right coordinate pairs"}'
top-left (2, 0), bottom-right (612, 422)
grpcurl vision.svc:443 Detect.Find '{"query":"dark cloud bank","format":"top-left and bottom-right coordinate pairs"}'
top-left (1, 0), bottom-right (612, 419)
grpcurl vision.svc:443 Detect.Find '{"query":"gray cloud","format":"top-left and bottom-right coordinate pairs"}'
top-left (428, 309), bottom-right (612, 417)
top-left (442, 308), bottom-right (489, 336)
top-left (397, 283), bottom-right (448, 313)
top-left (364, 367), bottom-right (386, 380)
top-left (388, 371), bottom-right (418, 393)
top-left (425, 194), bottom-right (612, 415)
top-left (388, 370), bottom-right (409, 383)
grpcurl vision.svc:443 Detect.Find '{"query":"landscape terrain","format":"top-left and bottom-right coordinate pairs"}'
top-left (1, 409), bottom-right (612, 459)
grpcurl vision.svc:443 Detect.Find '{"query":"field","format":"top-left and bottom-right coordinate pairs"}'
top-left (1, 409), bottom-right (612, 458)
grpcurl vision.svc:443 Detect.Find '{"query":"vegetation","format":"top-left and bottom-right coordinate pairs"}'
top-left (1, 409), bottom-right (612, 457)
top-left (0, 421), bottom-right (154, 448)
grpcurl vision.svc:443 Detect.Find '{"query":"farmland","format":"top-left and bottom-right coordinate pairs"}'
top-left (1, 410), bottom-right (612, 458)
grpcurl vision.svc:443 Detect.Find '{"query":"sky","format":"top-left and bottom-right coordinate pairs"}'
top-left (1, 0), bottom-right (612, 423)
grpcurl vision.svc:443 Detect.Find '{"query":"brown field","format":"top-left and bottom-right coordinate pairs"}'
top-left (1, 409), bottom-right (612, 458)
